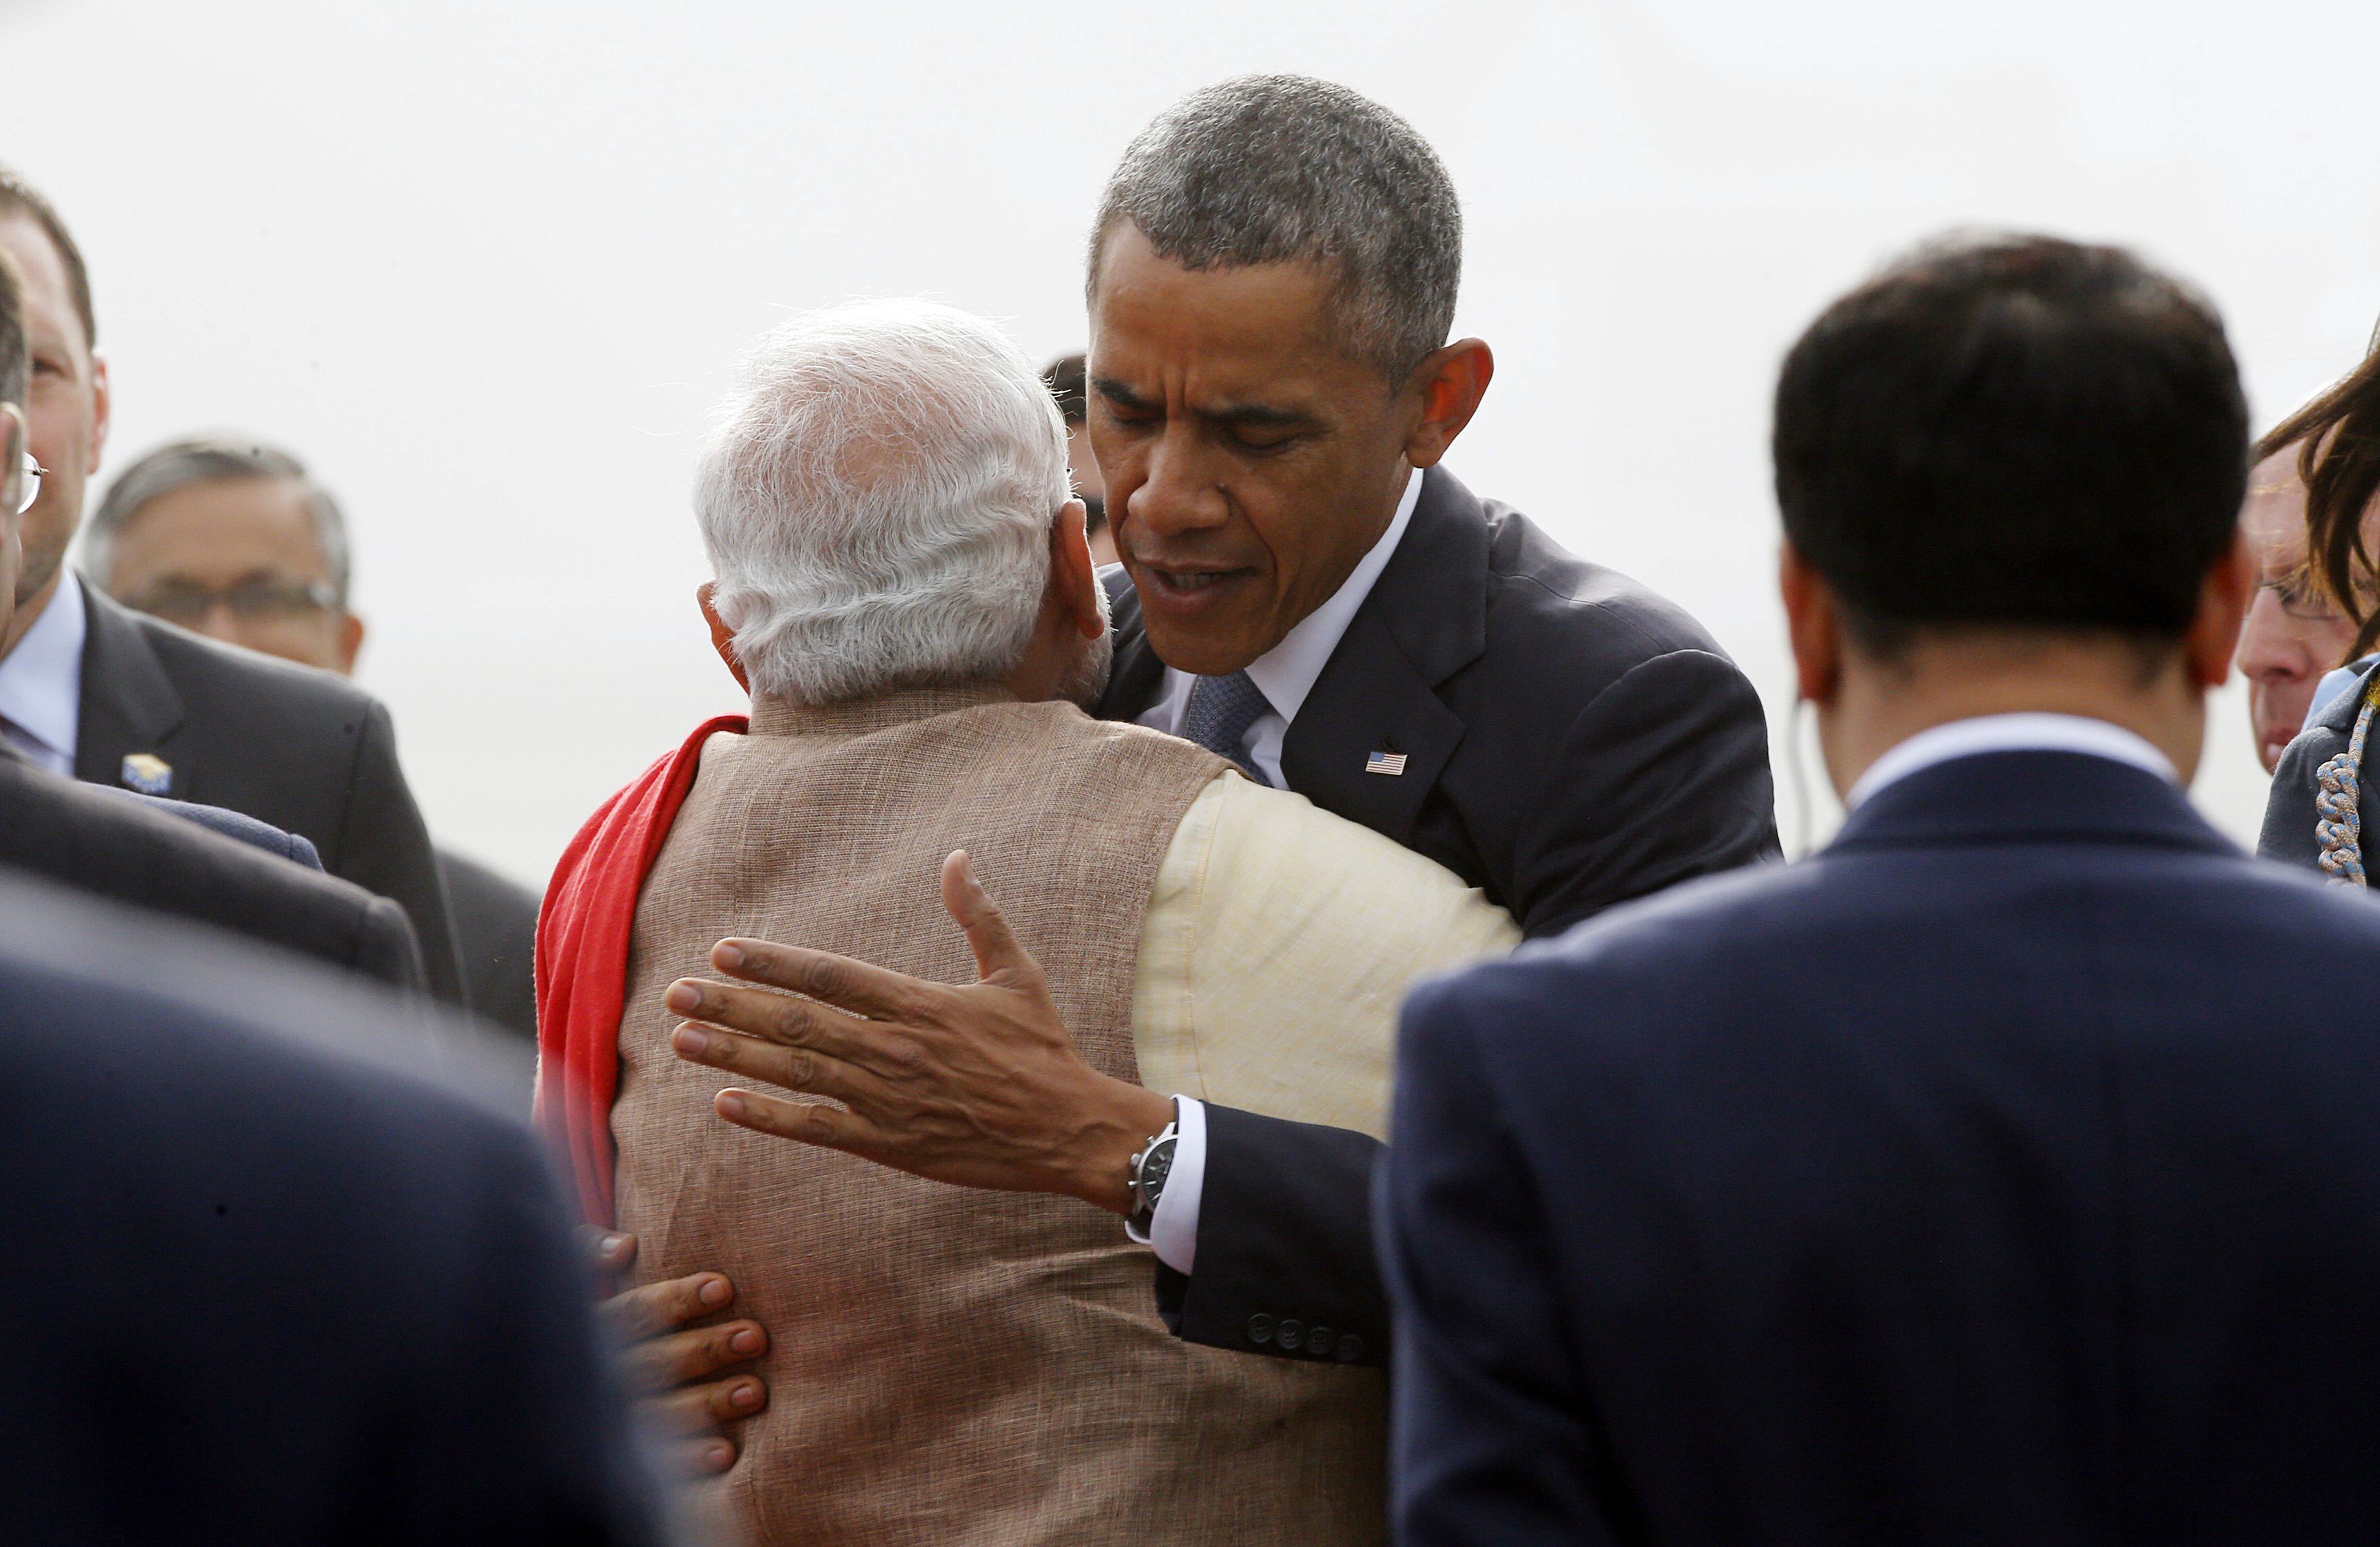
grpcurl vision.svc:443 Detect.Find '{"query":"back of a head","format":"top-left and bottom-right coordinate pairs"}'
top-left (694, 299), bottom-right (1070, 706)
top-left (1090, 73), bottom-right (1461, 379)
top-left (1774, 233), bottom-right (2248, 654)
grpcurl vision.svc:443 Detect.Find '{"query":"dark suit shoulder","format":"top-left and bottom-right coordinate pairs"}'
top-left (0, 758), bottom-right (424, 991)
top-left (130, 608), bottom-right (389, 734)
top-left (1474, 499), bottom-right (1735, 697)
top-left (0, 872), bottom-right (666, 1543)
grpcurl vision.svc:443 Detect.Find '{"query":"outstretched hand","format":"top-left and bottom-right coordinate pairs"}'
top-left (663, 850), bottom-right (1173, 1213)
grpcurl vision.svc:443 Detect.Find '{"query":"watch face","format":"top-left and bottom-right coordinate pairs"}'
top-left (1138, 1136), bottom-right (1175, 1204)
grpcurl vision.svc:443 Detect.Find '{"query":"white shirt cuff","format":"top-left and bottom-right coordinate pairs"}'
top-left (1123, 1095), bottom-right (1205, 1275)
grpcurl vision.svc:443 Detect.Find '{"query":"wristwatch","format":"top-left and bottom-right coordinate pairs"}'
top-left (1127, 1106), bottom-right (1179, 1235)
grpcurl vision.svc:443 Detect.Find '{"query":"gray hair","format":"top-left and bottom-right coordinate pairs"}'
top-left (1089, 74), bottom-right (1463, 379)
top-left (84, 436), bottom-right (352, 600)
top-left (694, 299), bottom-right (1073, 705)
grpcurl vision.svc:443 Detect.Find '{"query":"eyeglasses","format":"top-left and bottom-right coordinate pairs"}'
top-left (12, 454), bottom-right (42, 517)
top-left (123, 575), bottom-right (343, 628)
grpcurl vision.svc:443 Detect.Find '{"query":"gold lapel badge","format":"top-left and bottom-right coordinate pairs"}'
top-left (120, 752), bottom-right (173, 796)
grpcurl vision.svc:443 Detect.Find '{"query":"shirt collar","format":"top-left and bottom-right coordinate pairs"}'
top-left (1846, 711), bottom-right (2177, 811)
top-left (1240, 466), bottom-right (1423, 723)
top-left (0, 574), bottom-right (86, 764)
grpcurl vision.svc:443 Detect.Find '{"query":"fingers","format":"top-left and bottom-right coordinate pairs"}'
top-left (715, 1087), bottom-right (891, 1157)
top-left (583, 1227), bottom-right (636, 1275)
top-left (670, 1023), bottom-right (892, 1110)
top-left (703, 936), bottom-right (934, 1021)
top-left (664, 976), bottom-right (888, 1065)
top-left (647, 1371), bottom-right (768, 1439)
top-left (941, 850), bottom-right (1036, 985)
top-left (602, 1269), bottom-right (733, 1340)
top-left (624, 1316), bottom-right (768, 1389)
top-left (672, 1435), bottom-right (741, 1478)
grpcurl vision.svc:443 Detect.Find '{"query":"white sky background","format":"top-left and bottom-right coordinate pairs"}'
top-left (2, 0), bottom-right (2374, 884)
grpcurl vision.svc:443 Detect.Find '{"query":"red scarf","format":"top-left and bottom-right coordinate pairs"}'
top-left (534, 715), bottom-right (747, 1227)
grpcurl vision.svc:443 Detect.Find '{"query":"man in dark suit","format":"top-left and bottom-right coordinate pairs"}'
top-left (656, 76), bottom-right (1776, 1371)
top-left (0, 165), bottom-right (464, 1002)
top-left (84, 432), bottom-right (542, 1038)
top-left (1381, 235), bottom-right (2380, 1544)
top-left (0, 866), bottom-right (674, 1544)
top-left (0, 241), bottom-right (422, 990)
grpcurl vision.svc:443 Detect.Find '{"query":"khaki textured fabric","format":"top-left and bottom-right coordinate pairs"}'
top-left (613, 687), bottom-right (1388, 1546)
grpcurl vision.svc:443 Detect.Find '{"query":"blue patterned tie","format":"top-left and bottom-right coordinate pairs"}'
top-left (1182, 671), bottom-right (1274, 786)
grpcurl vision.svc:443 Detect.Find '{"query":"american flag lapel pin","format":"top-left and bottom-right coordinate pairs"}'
top-left (1364, 749), bottom-right (1408, 777)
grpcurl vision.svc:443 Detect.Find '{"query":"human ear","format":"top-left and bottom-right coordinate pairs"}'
top-left (1049, 498), bottom-right (1105, 641)
top-left (335, 611), bottom-right (367, 676)
top-left (1401, 339), bottom-right (1494, 469)
top-left (0, 403), bottom-right (22, 514)
top-left (86, 350), bottom-right (111, 473)
top-left (1779, 541), bottom-right (1843, 707)
top-left (2185, 528), bottom-right (2256, 691)
top-left (696, 581), bottom-right (750, 693)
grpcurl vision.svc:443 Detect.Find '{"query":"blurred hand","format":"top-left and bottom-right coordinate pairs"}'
top-left (662, 850), bottom-right (1174, 1213)
top-left (589, 1229), bottom-right (769, 1476)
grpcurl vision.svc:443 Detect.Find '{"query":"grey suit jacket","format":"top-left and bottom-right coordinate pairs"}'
top-left (2260, 660), bottom-right (2380, 874)
top-left (73, 579), bottom-right (463, 999)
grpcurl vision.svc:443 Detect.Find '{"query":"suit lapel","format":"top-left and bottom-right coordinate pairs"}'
top-left (73, 582), bottom-right (188, 796)
top-left (1093, 569), bottom-right (1168, 722)
top-left (1276, 466), bottom-right (1491, 845)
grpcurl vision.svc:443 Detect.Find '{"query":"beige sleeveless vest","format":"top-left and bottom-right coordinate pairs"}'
top-left (612, 687), bottom-right (1387, 1546)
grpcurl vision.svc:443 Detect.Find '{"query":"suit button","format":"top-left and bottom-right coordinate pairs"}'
top-left (1336, 1333), bottom-right (1363, 1363)
top-left (1306, 1324), bottom-right (1333, 1357)
top-left (1275, 1317), bottom-right (1304, 1350)
top-left (1246, 1314), bottom-right (1274, 1346)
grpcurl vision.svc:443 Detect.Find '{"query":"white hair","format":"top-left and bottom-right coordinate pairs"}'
top-left (694, 299), bottom-right (1072, 704)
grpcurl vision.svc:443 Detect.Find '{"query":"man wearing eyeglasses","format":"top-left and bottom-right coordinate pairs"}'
top-left (82, 436), bottom-right (541, 1040)
top-left (0, 166), bottom-right (464, 1003)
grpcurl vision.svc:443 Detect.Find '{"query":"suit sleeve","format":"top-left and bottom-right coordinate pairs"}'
top-left (1157, 1105), bottom-right (1388, 1366)
top-left (1380, 980), bottom-right (1618, 1546)
top-left (354, 896), bottom-right (430, 996)
top-left (333, 701), bottom-right (466, 1006)
top-left (1512, 648), bottom-right (1778, 939)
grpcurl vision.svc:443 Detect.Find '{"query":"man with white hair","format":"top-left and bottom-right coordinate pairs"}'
top-left (534, 298), bottom-right (1516, 1545)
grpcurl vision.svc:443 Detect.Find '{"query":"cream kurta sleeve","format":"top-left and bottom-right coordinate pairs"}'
top-left (1131, 770), bottom-right (1522, 1140)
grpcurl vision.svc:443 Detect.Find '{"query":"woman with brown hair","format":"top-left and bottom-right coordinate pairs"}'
top-left (2256, 326), bottom-right (2380, 881)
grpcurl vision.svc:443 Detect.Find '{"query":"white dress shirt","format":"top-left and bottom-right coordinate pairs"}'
top-left (0, 577), bottom-right (86, 776)
top-left (1125, 466), bottom-right (1430, 1273)
top-left (1134, 466), bottom-right (1423, 786)
top-left (1846, 711), bottom-right (2177, 810)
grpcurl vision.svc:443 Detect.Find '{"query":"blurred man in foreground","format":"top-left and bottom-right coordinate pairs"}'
top-left (86, 435), bottom-right (541, 1037)
top-left (543, 299), bottom-right (1514, 1544)
top-left (2236, 443), bottom-right (2358, 771)
top-left (0, 166), bottom-right (463, 1000)
top-left (1382, 235), bottom-right (2380, 1544)
top-left (0, 870), bottom-right (671, 1544)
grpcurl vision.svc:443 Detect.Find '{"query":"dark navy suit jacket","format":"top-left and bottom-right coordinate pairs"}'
top-left (1382, 750), bottom-right (2380, 1544)
top-left (1098, 465), bottom-right (1778, 1366)
top-left (0, 867), bottom-right (671, 1544)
